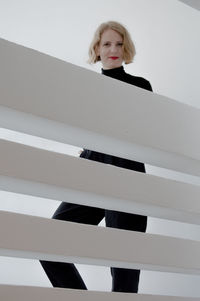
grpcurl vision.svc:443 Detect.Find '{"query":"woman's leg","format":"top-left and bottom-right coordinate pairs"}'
top-left (105, 210), bottom-right (147, 293)
top-left (40, 202), bottom-right (104, 289)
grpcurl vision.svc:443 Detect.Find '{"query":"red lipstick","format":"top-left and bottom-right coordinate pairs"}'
top-left (109, 56), bottom-right (118, 60)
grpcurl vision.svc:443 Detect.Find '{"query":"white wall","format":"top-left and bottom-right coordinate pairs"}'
top-left (0, 0), bottom-right (200, 297)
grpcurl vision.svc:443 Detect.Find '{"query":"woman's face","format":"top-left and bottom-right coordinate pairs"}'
top-left (97, 29), bottom-right (124, 69)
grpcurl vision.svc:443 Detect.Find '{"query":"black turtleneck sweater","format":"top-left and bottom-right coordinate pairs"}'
top-left (80, 66), bottom-right (153, 172)
top-left (101, 66), bottom-right (152, 92)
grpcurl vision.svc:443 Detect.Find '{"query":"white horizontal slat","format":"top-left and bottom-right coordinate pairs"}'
top-left (0, 38), bottom-right (200, 176)
top-left (1, 139), bottom-right (200, 225)
top-left (1, 211), bottom-right (200, 275)
top-left (0, 285), bottom-right (198, 301)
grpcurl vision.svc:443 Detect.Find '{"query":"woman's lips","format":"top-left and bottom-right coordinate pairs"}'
top-left (109, 56), bottom-right (119, 60)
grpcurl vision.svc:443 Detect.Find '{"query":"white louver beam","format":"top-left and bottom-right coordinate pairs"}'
top-left (0, 285), bottom-right (198, 301)
top-left (0, 38), bottom-right (200, 176)
top-left (1, 139), bottom-right (200, 225)
top-left (1, 211), bottom-right (200, 275)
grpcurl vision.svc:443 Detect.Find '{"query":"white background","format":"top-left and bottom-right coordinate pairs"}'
top-left (0, 0), bottom-right (200, 297)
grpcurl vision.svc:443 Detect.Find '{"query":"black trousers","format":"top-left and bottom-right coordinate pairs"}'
top-left (40, 150), bottom-right (147, 293)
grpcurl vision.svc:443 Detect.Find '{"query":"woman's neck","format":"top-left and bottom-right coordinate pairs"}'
top-left (102, 65), bottom-right (125, 74)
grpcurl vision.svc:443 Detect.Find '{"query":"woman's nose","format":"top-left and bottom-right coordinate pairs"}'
top-left (110, 45), bottom-right (117, 53)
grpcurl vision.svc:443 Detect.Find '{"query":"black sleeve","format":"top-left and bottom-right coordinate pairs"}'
top-left (128, 75), bottom-right (153, 92)
top-left (138, 78), bottom-right (153, 92)
top-left (144, 80), bottom-right (153, 92)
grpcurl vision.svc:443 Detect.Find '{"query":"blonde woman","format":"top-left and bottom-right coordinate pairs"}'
top-left (41, 21), bottom-right (152, 293)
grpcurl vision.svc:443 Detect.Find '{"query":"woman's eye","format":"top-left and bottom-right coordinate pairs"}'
top-left (103, 42), bottom-right (123, 47)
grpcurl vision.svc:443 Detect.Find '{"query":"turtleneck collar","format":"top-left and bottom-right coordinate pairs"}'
top-left (101, 66), bottom-right (125, 77)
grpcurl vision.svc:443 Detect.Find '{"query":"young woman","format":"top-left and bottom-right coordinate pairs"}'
top-left (41, 21), bottom-right (152, 293)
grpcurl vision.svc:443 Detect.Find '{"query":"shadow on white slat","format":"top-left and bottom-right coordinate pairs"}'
top-left (0, 128), bottom-right (82, 156)
top-left (0, 285), bottom-right (199, 301)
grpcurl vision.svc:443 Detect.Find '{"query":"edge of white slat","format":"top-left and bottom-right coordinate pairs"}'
top-left (0, 285), bottom-right (198, 301)
top-left (1, 139), bottom-right (200, 225)
top-left (178, 0), bottom-right (200, 11)
top-left (1, 38), bottom-right (200, 176)
top-left (1, 211), bottom-right (200, 275)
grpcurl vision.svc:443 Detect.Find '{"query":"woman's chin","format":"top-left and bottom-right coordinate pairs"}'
top-left (103, 62), bottom-right (122, 69)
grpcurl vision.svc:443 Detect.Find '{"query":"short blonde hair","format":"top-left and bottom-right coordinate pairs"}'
top-left (88, 21), bottom-right (136, 65)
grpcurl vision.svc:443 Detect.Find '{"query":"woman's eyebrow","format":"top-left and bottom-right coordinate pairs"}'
top-left (103, 40), bottom-right (122, 43)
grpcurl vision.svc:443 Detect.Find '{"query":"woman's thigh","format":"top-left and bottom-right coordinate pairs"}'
top-left (53, 202), bottom-right (105, 226)
top-left (105, 210), bottom-right (147, 232)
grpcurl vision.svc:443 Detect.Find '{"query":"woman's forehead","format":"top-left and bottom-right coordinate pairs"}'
top-left (100, 29), bottom-right (123, 41)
